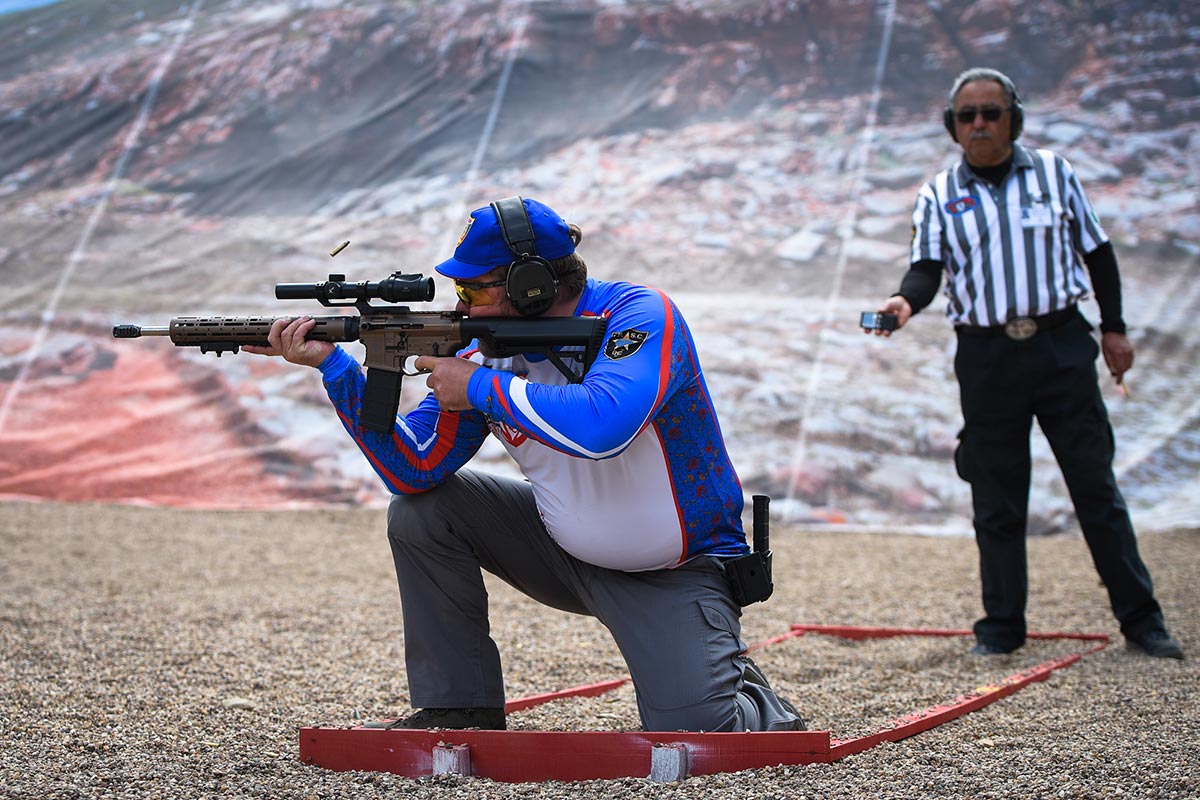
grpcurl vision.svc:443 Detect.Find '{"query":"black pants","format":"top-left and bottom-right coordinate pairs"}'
top-left (954, 314), bottom-right (1164, 649)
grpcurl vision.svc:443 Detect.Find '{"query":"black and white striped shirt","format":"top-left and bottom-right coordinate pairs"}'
top-left (909, 145), bottom-right (1109, 327)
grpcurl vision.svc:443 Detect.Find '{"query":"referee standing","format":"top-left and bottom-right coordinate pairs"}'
top-left (871, 67), bottom-right (1183, 660)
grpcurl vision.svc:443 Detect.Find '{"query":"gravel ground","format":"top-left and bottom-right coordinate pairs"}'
top-left (1, 500), bottom-right (1196, 799)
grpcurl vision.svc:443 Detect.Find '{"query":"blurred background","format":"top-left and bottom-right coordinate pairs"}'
top-left (1, 0), bottom-right (1196, 535)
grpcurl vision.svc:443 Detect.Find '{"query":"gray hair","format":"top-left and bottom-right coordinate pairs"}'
top-left (947, 67), bottom-right (1021, 107)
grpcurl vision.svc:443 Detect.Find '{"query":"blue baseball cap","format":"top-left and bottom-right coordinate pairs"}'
top-left (435, 197), bottom-right (575, 280)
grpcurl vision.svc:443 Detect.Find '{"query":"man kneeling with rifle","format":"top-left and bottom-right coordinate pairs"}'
top-left (244, 196), bottom-right (804, 732)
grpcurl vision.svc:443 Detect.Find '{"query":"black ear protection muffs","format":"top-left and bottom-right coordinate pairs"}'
top-left (943, 68), bottom-right (1024, 143)
top-left (491, 195), bottom-right (559, 317)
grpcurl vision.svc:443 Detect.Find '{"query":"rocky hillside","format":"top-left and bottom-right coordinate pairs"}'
top-left (2, 0), bottom-right (1195, 215)
top-left (1, 0), bottom-right (1197, 532)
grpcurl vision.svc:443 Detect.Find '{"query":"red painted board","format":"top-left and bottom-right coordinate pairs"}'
top-left (504, 677), bottom-right (629, 713)
top-left (828, 647), bottom-right (1105, 759)
top-left (1021, 631), bottom-right (1109, 642)
top-left (298, 626), bottom-right (1109, 783)
top-left (791, 623), bottom-right (1110, 642)
top-left (298, 728), bottom-right (833, 782)
top-left (792, 624), bottom-right (976, 639)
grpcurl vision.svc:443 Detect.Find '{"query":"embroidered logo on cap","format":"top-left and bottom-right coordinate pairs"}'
top-left (455, 217), bottom-right (474, 247)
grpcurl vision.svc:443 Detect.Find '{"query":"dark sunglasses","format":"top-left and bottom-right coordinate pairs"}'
top-left (954, 105), bottom-right (1010, 124)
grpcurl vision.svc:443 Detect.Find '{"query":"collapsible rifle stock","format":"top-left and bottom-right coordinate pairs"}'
top-left (113, 272), bottom-right (608, 433)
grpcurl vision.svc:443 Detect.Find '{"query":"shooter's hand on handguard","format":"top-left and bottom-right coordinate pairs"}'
top-left (242, 316), bottom-right (334, 368)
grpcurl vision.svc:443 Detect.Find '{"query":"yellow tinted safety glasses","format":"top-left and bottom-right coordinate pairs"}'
top-left (454, 277), bottom-right (506, 307)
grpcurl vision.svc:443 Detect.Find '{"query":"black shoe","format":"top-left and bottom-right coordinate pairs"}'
top-left (741, 657), bottom-right (807, 731)
top-left (970, 641), bottom-right (1018, 656)
top-left (360, 707), bottom-right (507, 730)
top-left (1126, 629), bottom-right (1185, 660)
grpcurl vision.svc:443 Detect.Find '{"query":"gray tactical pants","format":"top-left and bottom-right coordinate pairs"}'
top-left (385, 469), bottom-right (800, 732)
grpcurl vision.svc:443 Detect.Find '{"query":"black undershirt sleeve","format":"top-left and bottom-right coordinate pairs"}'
top-left (895, 259), bottom-right (943, 314)
top-left (1083, 241), bottom-right (1126, 334)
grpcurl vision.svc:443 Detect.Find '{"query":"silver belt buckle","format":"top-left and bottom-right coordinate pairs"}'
top-left (1004, 317), bottom-right (1037, 340)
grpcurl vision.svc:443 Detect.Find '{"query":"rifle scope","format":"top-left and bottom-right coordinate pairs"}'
top-left (275, 272), bottom-right (435, 306)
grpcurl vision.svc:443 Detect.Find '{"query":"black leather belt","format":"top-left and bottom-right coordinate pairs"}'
top-left (955, 306), bottom-right (1079, 341)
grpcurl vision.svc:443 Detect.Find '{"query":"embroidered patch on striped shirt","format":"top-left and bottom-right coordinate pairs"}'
top-left (944, 195), bottom-right (977, 216)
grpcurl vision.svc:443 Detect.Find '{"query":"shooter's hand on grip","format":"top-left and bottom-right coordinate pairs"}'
top-left (242, 317), bottom-right (334, 368)
top-left (414, 355), bottom-right (479, 412)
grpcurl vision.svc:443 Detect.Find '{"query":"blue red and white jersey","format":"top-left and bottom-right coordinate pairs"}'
top-left (318, 277), bottom-right (748, 572)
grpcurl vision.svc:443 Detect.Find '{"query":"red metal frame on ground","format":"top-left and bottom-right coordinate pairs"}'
top-left (298, 623), bottom-right (1109, 782)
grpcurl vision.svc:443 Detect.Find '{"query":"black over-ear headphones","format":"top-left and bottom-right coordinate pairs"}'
top-left (491, 195), bottom-right (559, 317)
top-left (943, 68), bottom-right (1024, 143)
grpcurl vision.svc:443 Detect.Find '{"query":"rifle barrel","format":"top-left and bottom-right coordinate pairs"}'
top-left (112, 324), bottom-right (169, 338)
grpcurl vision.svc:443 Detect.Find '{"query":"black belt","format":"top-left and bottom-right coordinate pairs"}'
top-left (955, 306), bottom-right (1079, 341)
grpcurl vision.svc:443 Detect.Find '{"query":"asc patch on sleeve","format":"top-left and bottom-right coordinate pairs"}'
top-left (604, 327), bottom-right (649, 359)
